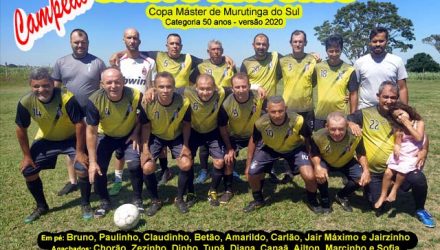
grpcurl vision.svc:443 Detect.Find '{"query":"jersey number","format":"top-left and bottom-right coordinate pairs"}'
top-left (369, 119), bottom-right (379, 130)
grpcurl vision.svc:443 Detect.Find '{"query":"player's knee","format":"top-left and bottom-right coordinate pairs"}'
top-left (75, 170), bottom-right (88, 178)
top-left (142, 162), bottom-right (156, 175)
top-left (212, 159), bottom-right (224, 169)
top-left (25, 174), bottom-right (39, 182)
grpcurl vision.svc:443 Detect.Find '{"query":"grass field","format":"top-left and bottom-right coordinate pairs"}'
top-left (0, 75), bottom-right (439, 249)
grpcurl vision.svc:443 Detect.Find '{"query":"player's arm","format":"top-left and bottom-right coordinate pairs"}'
top-left (348, 71), bottom-right (359, 113)
top-left (347, 110), bottom-right (363, 136)
top-left (309, 139), bottom-right (328, 184)
top-left (15, 102), bottom-right (35, 172)
top-left (109, 50), bottom-right (126, 66)
top-left (417, 135), bottom-right (429, 170)
top-left (140, 121), bottom-right (153, 167)
top-left (355, 138), bottom-right (370, 186)
top-left (181, 108), bottom-right (192, 158)
top-left (66, 97), bottom-right (88, 167)
top-left (218, 106), bottom-right (234, 165)
top-left (398, 79), bottom-right (408, 105)
top-left (246, 126), bottom-right (260, 178)
top-left (85, 100), bottom-right (102, 183)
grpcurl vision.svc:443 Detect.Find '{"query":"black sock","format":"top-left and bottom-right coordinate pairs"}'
top-left (129, 168), bottom-right (143, 200)
top-left (159, 157), bottom-right (168, 172)
top-left (94, 171), bottom-right (110, 201)
top-left (306, 191), bottom-right (319, 205)
top-left (252, 191), bottom-right (264, 203)
top-left (187, 168), bottom-right (195, 194)
top-left (26, 178), bottom-right (48, 208)
top-left (210, 168), bottom-right (224, 191)
top-left (78, 176), bottom-right (91, 206)
top-left (318, 182), bottom-right (329, 200)
top-left (338, 179), bottom-right (359, 198)
top-left (178, 170), bottom-right (190, 199)
top-left (224, 174), bottom-right (233, 192)
top-left (199, 146), bottom-right (209, 170)
top-left (143, 173), bottom-right (158, 200)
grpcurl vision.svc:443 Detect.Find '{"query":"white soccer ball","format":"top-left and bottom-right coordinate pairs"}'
top-left (113, 203), bottom-right (140, 230)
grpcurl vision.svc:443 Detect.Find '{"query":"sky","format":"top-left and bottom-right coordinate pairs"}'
top-left (1, 0), bottom-right (439, 67)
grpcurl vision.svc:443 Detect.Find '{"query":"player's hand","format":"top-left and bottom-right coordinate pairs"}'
top-left (224, 148), bottom-right (235, 166)
top-left (140, 151), bottom-right (153, 167)
top-left (348, 121), bottom-right (362, 136)
top-left (393, 144), bottom-right (400, 161)
top-left (20, 156), bottom-right (36, 173)
top-left (109, 52), bottom-right (122, 67)
top-left (88, 162), bottom-right (102, 184)
top-left (358, 170), bottom-right (371, 186)
top-left (311, 52), bottom-right (322, 63)
top-left (257, 87), bottom-right (267, 99)
top-left (180, 145), bottom-right (192, 160)
top-left (416, 149), bottom-right (427, 170)
top-left (224, 56), bottom-right (235, 69)
top-left (74, 151), bottom-right (89, 168)
top-left (314, 166), bottom-right (328, 184)
top-left (143, 88), bottom-right (156, 104)
top-left (126, 135), bottom-right (140, 152)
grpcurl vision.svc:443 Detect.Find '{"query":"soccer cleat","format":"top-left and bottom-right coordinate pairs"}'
top-left (335, 194), bottom-right (353, 212)
top-left (305, 199), bottom-right (323, 214)
top-left (185, 193), bottom-right (197, 208)
top-left (24, 206), bottom-right (49, 224)
top-left (81, 204), bottom-right (93, 221)
top-left (146, 200), bottom-right (162, 216)
top-left (158, 169), bottom-right (174, 186)
top-left (194, 169), bottom-right (209, 184)
top-left (208, 191), bottom-right (220, 206)
top-left (109, 182), bottom-right (122, 196)
top-left (219, 191), bottom-right (234, 204)
top-left (57, 182), bottom-right (78, 196)
top-left (94, 200), bottom-right (111, 218)
top-left (174, 198), bottom-right (189, 214)
top-left (132, 199), bottom-right (145, 213)
top-left (416, 209), bottom-right (436, 228)
top-left (243, 200), bottom-right (265, 213)
top-left (320, 198), bottom-right (333, 214)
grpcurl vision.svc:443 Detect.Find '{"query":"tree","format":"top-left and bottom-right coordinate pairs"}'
top-left (422, 34), bottom-right (440, 53)
top-left (406, 53), bottom-right (440, 72)
top-left (314, 1), bottom-right (415, 63)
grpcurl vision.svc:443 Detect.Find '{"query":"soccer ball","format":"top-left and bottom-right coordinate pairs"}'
top-left (113, 204), bottom-right (140, 230)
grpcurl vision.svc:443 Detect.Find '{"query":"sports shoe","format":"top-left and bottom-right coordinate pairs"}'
top-left (416, 209), bottom-right (436, 228)
top-left (208, 191), bottom-right (220, 206)
top-left (81, 204), bottom-right (93, 221)
top-left (335, 194), bottom-right (353, 212)
top-left (305, 199), bottom-right (323, 214)
top-left (186, 193), bottom-right (197, 208)
top-left (132, 199), bottom-right (145, 213)
top-left (243, 200), bottom-right (265, 213)
top-left (232, 171), bottom-right (242, 182)
top-left (146, 200), bottom-right (162, 216)
top-left (194, 169), bottom-right (209, 184)
top-left (24, 206), bottom-right (49, 224)
top-left (109, 182), bottom-right (122, 196)
top-left (94, 200), bottom-right (111, 218)
top-left (158, 169), bottom-right (174, 186)
top-left (57, 182), bottom-right (78, 196)
top-left (320, 198), bottom-right (333, 214)
top-left (175, 197), bottom-right (189, 214)
top-left (219, 191), bottom-right (234, 204)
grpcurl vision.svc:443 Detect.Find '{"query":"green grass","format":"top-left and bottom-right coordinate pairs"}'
top-left (0, 78), bottom-right (439, 249)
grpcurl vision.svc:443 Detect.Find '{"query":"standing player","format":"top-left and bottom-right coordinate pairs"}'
top-left (16, 68), bottom-right (91, 223)
top-left (86, 68), bottom-right (160, 217)
top-left (313, 34), bottom-right (358, 130)
top-left (108, 28), bottom-right (157, 196)
top-left (310, 112), bottom-right (370, 213)
top-left (218, 73), bottom-right (264, 203)
top-left (354, 27), bottom-right (408, 109)
top-left (52, 28), bottom-right (106, 196)
top-left (244, 96), bottom-right (321, 213)
top-left (140, 72), bottom-right (193, 214)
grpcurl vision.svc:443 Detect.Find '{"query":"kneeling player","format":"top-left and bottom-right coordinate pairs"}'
top-left (310, 112), bottom-right (370, 213)
top-left (16, 68), bottom-right (91, 223)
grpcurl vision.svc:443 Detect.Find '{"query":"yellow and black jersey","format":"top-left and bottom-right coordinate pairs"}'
top-left (280, 53), bottom-right (316, 112)
top-left (240, 52), bottom-right (281, 97)
top-left (86, 87), bottom-right (146, 138)
top-left (16, 88), bottom-right (82, 141)
top-left (253, 112), bottom-right (309, 154)
top-left (220, 91), bottom-right (264, 139)
top-left (184, 86), bottom-right (226, 134)
top-left (143, 93), bottom-right (190, 140)
top-left (311, 127), bottom-right (364, 168)
top-left (313, 60), bottom-right (357, 120)
top-left (190, 59), bottom-right (236, 87)
top-left (348, 107), bottom-right (394, 173)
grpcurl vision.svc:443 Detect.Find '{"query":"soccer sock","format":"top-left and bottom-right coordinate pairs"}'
top-left (317, 182), bottom-right (329, 200)
top-left (114, 169), bottom-right (123, 183)
top-left (77, 176), bottom-right (91, 206)
top-left (129, 168), bottom-right (143, 200)
top-left (252, 190), bottom-right (264, 203)
top-left (187, 168), bottom-right (195, 194)
top-left (159, 157), bottom-right (168, 172)
top-left (199, 145), bottom-right (209, 170)
top-left (177, 170), bottom-right (190, 199)
top-left (143, 173), bottom-right (159, 200)
top-left (338, 179), bottom-right (360, 198)
top-left (26, 178), bottom-right (48, 208)
top-left (211, 167), bottom-right (224, 191)
top-left (94, 173), bottom-right (110, 201)
top-left (223, 174), bottom-right (233, 192)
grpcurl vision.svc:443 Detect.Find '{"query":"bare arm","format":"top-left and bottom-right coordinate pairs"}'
top-left (181, 121), bottom-right (192, 158)
top-left (349, 90), bottom-right (358, 113)
top-left (74, 120), bottom-right (88, 167)
top-left (140, 123), bottom-right (152, 166)
top-left (219, 126), bottom-right (234, 166)
top-left (86, 125), bottom-right (101, 183)
top-left (397, 79), bottom-right (408, 105)
top-left (16, 126), bottom-right (35, 172)
top-left (310, 155), bottom-right (328, 184)
top-left (357, 155), bottom-right (371, 186)
top-left (245, 136), bottom-right (256, 178)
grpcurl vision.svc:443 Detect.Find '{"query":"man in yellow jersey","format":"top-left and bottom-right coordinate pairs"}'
top-left (347, 81), bottom-right (434, 227)
top-left (140, 72), bottom-right (194, 214)
top-left (86, 68), bottom-right (161, 218)
top-left (244, 96), bottom-right (320, 213)
top-left (16, 68), bottom-right (91, 223)
top-left (310, 112), bottom-right (370, 213)
top-left (313, 35), bottom-right (358, 130)
top-left (218, 73), bottom-right (265, 203)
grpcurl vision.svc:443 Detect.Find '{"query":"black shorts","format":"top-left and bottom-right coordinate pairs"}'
top-left (149, 134), bottom-right (185, 160)
top-left (189, 129), bottom-right (225, 160)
